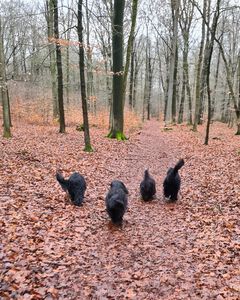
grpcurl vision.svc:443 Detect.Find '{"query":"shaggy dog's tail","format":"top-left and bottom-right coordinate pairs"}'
top-left (173, 159), bottom-right (184, 174)
top-left (56, 172), bottom-right (69, 191)
top-left (144, 169), bottom-right (150, 179)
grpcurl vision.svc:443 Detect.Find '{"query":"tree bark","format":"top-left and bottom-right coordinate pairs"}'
top-left (193, 0), bottom-right (207, 131)
top-left (78, 0), bottom-right (93, 151)
top-left (53, 0), bottom-right (65, 133)
top-left (0, 17), bottom-right (11, 138)
top-left (204, 0), bottom-right (221, 145)
top-left (128, 50), bottom-right (135, 109)
top-left (122, 0), bottom-right (138, 104)
top-left (166, 0), bottom-right (179, 124)
top-left (46, 0), bottom-right (58, 119)
top-left (86, 0), bottom-right (95, 114)
top-left (107, 0), bottom-right (126, 140)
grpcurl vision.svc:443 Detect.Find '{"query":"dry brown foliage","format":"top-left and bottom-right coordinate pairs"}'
top-left (0, 119), bottom-right (239, 299)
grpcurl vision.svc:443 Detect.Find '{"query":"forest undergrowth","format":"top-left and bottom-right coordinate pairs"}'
top-left (0, 119), bottom-right (239, 299)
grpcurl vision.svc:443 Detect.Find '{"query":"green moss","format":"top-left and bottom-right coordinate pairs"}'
top-left (3, 131), bottom-right (11, 138)
top-left (163, 127), bottom-right (173, 131)
top-left (84, 144), bottom-right (94, 152)
top-left (107, 131), bottom-right (127, 140)
top-left (76, 124), bottom-right (85, 131)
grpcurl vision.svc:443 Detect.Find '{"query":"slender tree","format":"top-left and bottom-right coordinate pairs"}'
top-left (166, 0), bottom-right (179, 124)
top-left (178, 0), bottom-right (194, 124)
top-left (193, 0), bottom-right (207, 131)
top-left (123, 0), bottom-right (139, 102)
top-left (85, 0), bottom-right (95, 114)
top-left (53, 0), bottom-right (65, 133)
top-left (204, 0), bottom-right (221, 145)
top-left (107, 0), bottom-right (126, 140)
top-left (128, 49), bottom-right (135, 109)
top-left (46, 0), bottom-right (58, 119)
top-left (0, 16), bottom-right (11, 138)
top-left (77, 0), bottom-right (93, 151)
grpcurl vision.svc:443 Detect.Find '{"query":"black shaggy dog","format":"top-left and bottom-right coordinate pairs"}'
top-left (56, 172), bottom-right (86, 206)
top-left (105, 180), bottom-right (128, 225)
top-left (163, 159), bottom-right (184, 201)
top-left (140, 169), bottom-right (156, 201)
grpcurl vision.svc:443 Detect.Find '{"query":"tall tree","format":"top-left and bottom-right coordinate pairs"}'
top-left (193, 0), bottom-right (207, 131)
top-left (122, 0), bottom-right (139, 102)
top-left (0, 16), bottom-right (11, 138)
top-left (178, 0), bottom-right (194, 124)
top-left (107, 0), bottom-right (126, 140)
top-left (53, 0), bottom-right (65, 133)
top-left (166, 0), bottom-right (179, 124)
top-left (204, 0), bottom-right (221, 145)
top-left (77, 0), bottom-right (93, 151)
top-left (46, 0), bottom-right (58, 119)
top-left (85, 0), bottom-right (95, 114)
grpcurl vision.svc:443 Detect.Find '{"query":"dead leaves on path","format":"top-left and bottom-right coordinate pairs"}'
top-left (0, 121), bottom-right (239, 299)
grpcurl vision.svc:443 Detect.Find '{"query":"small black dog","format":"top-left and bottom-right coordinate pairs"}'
top-left (140, 169), bottom-right (156, 201)
top-left (56, 172), bottom-right (86, 206)
top-left (163, 159), bottom-right (184, 201)
top-left (105, 180), bottom-right (128, 225)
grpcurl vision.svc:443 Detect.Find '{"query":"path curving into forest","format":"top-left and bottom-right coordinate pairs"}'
top-left (0, 120), bottom-right (239, 299)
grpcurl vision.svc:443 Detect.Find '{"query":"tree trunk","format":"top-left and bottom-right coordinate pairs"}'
top-left (172, 45), bottom-right (178, 123)
top-left (199, 1), bottom-right (211, 125)
top-left (122, 0), bottom-right (138, 104)
top-left (132, 50), bottom-right (139, 110)
top-left (107, 0), bottom-right (126, 140)
top-left (193, 0), bottom-right (207, 131)
top-left (166, 0), bottom-right (179, 124)
top-left (46, 0), bottom-right (58, 119)
top-left (235, 52), bottom-right (240, 135)
top-left (0, 17), bottom-right (11, 138)
top-left (204, 0), bottom-right (221, 145)
top-left (148, 57), bottom-right (153, 120)
top-left (78, 0), bottom-right (93, 151)
top-left (143, 44), bottom-right (149, 122)
top-left (86, 0), bottom-right (95, 115)
top-left (53, 0), bottom-right (65, 133)
top-left (178, 61), bottom-right (185, 124)
top-left (128, 50), bottom-right (135, 109)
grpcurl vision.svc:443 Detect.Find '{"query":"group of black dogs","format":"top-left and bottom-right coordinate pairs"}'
top-left (56, 159), bottom-right (185, 225)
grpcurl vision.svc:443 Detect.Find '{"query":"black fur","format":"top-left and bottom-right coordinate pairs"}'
top-left (163, 159), bottom-right (184, 201)
top-left (105, 180), bottom-right (128, 225)
top-left (56, 172), bottom-right (86, 206)
top-left (140, 169), bottom-right (156, 201)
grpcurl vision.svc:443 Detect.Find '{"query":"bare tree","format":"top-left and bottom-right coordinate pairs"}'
top-left (178, 0), bottom-right (194, 124)
top-left (166, 0), bottom-right (179, 124)
top-left (53, 0), bottom-right (65, 133)
top-left (0, 16), bottom-right (11, 138)
top-left (193, 0), bottom-right (207, 132)
top-left (107, 0), bottom-right (126, 140)
top-left (204, 0), bottom-right (221, 145)
top-left (46, 0), bottom-right (58, 119)
top-left (77, 0), bottom-right (93, 151)
top-left (122, 0), bottom-right (139, 103)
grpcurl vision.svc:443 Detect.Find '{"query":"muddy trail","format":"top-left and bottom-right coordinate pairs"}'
top-left (0, 120), bottom-right (239, 299)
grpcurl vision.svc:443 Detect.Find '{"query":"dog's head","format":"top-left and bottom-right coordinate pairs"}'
top-left (110, 180), bottom-right (129, 194)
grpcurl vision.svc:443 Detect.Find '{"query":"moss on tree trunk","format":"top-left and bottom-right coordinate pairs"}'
top-left (107, 130), bottom-right (127, 141)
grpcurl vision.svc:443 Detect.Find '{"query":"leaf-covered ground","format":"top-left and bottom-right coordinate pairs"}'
top-left (0, 120), bottom-right (239, 299)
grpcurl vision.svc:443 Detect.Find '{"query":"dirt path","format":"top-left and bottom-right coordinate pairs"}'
top-left (1, 120), bottom-right (239, 299)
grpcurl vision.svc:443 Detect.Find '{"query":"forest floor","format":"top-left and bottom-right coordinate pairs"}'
top-left (0, 120), bottom-right (239, 299)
